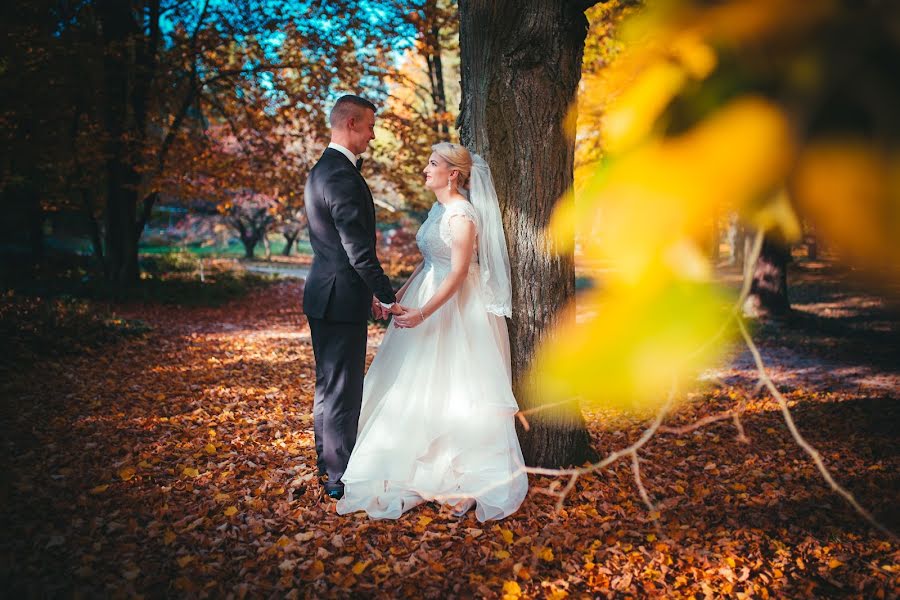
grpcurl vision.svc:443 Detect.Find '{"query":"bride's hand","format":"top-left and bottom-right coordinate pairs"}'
top-left (393, 307), bottom-right (427, 329)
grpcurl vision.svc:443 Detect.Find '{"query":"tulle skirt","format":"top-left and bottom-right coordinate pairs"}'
top-left (336, 265), bottom-right (528, 521)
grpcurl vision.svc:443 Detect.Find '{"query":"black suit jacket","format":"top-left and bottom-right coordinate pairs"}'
top-left (302, 148), bottom-right (396, 322)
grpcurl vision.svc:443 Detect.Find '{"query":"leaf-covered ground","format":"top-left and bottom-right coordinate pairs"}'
top-left (1, 263), bottom-right (898, 598)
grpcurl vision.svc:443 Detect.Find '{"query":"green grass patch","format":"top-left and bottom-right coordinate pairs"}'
top-left (139, 238), bottom-right (313, 258)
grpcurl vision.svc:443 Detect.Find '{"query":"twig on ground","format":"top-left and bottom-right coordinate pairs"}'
top-left (737, 316), bottom-right (897, 540)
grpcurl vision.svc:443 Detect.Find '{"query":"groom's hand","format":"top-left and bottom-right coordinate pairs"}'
top-left (388, 303), bottom-right (407, 316)
top-left (371, 296), bottom-right (385, 320)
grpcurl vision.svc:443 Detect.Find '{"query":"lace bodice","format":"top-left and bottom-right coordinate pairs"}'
top-left (415, 201), bottom-right (479, 277)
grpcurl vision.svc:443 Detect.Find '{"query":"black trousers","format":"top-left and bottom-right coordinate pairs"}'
top-left (307, 317), bottom-right (367, 492)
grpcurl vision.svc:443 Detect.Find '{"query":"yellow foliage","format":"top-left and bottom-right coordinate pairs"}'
top-left (793, 141), bottom-right (900, 276)
top-left (501, 580), bottom-right (522, 599)
top-left (563, 97), bottom-right (793, 282)
top-left (535, 0), bottom-right (900, 414)
top-left (530, 282), bottom-right (734, 413)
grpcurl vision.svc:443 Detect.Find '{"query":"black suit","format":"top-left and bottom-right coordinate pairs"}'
top-left (302, 147), bottom-right (395, 492)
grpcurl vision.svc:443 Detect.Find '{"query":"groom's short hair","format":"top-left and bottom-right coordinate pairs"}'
top-left (329, 95), bottom-right (377, 129)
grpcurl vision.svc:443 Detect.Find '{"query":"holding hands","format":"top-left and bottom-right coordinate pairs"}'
top-left (371, 297), bottom-right (409, 321)
top-left (393, 306), bottom-right (427, 329)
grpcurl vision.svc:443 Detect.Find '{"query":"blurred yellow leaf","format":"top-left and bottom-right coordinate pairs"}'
top-left (671, 33), bottom-right (717, 78)
top-left (502, 580), bottom-right (522, 599)
top-left (204, 443), bottom-right (216, 455)
top-left (118, 466), bottom-right (135, 481)
top-left (182, 467), bottom-right (199, 478)
top-left (224, 506), bottom-right (238, 516)
top-left (602, 61), bottom-right (686, 154)
top-left (530, 281), bottom-right (734, 413)
top-left (499, 528), bottom-right (514, 544)
top-left (558, 97), bottom-right (794, 284)
top-left (495, 550), bottom-right (511, 560)
top-left (90, 484), bottom-right (109, 494)
top-left (793, 140), bottom-right (900, 279)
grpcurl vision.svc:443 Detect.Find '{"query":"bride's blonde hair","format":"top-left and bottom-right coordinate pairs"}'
top-left (431, 142), bottom-right (473, 190)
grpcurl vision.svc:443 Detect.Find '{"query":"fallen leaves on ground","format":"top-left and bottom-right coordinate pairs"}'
top-left (1, 266), bottom-right (897, 598)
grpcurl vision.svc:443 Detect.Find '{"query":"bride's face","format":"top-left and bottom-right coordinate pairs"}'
top-left (423, 153), bottom-right (456, 191)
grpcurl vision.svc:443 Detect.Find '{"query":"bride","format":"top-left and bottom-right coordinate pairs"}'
top-left (336, 143), bottom-right (528, 521)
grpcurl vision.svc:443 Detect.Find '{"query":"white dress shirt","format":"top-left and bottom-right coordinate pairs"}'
top-left (326, 142), bottom-right (394, 310)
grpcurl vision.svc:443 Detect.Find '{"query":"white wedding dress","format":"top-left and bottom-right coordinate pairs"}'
top-left (336, 200), bottom-right (528, 521)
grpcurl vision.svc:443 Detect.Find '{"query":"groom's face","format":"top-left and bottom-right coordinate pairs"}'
top-left (348, 109), bottom-right (376, 155)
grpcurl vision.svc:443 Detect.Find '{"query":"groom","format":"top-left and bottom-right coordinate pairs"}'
top-left (303, 94), bottom-right (403, 500)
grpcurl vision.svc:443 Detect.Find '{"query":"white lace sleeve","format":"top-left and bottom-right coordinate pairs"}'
top-left (439, 201), bottom-right (479, 246)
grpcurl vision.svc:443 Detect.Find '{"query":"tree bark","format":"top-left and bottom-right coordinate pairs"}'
top-left (458, 0), bottom-right (599, 468)
top-left (82, 188), bottom-right (107, 276)
top-left (744, 234), bottom-right (791, 317)
top-left (98, 0), bottom-right (142, 284)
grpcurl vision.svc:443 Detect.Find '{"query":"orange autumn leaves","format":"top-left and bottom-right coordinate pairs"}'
top-left (530, 0), bottom-right (900, 414)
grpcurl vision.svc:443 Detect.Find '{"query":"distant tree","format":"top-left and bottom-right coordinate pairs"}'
top-left (222, 192), bottom-right (278, 260)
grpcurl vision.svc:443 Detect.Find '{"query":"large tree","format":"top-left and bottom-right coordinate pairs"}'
top-left (458, 0), bottom-right (601, 468)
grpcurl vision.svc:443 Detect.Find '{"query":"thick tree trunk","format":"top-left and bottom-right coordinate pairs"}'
top-left (98, 0), bottom-right (141, 284)
top-left (458, 0), bottom-right (598, 468)
top-left (82, 189), bottom-right (107, 276)
top-left (103, 160), bottom-right (140, 283)
top-left (744, 235), bottom-right (791, 317)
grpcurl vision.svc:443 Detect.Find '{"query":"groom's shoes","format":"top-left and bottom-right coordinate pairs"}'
top-left (319, 473), bottom-right (344, 501)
